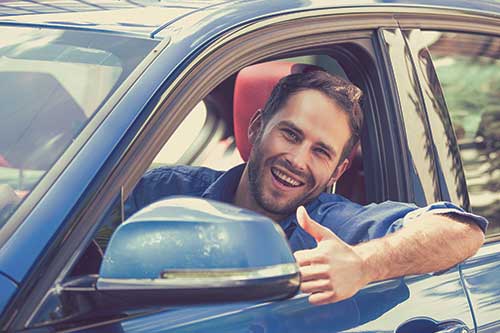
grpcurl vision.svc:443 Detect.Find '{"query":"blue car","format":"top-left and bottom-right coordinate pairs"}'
top-left (0, 0), bottom-right (498, 332)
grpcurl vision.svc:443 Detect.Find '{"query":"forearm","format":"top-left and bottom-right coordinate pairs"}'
top-left (355, 213), bottom-right (484, 283)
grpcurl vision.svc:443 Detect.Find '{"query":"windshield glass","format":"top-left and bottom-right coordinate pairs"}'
top-left (0, 26), bottom-right (158, 227)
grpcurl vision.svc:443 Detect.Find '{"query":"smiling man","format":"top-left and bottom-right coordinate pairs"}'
top-left (127, 70), bottom-right (488, 305)
top-left (235, 76), bottom-right (355, 222)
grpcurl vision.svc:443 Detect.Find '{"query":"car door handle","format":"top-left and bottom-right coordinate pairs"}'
top-left (396, 317), bottom-right (472, 333)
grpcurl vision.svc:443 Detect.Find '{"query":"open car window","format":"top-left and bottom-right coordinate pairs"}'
top-left (0, 27), bottom-right (158, 228)
top-left (91, 55), bottom-right (362, 252)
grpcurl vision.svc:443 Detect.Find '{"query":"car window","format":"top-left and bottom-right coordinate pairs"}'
top-left (423, 31), bottom-right (499, 236)
top-left (0, 26), bottom-right (158, 228)
top-left (151, 101), bottom-right (243, 170)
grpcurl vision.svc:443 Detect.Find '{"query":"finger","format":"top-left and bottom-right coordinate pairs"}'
top-left (299, 264), bottom-right (330, 282)
top-left (293, 249), bottom-right (314, 266)
top-left (308, 291), bottom-right (337, 305)
top-left (294, 249), bottom-right (327, 266)
top-left (296, 206), bottom-right (333, 242)
top-left (300, 279), bottom-right (332, 294)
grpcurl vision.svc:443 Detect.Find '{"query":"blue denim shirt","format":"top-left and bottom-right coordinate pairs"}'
top-left (127, 164), bottom-right (488, 252)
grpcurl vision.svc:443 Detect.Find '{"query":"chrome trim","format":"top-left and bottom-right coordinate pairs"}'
top-left (97, 263), bottom-right (299, 290)
top-left (485, 233), bottom-right (500, 244)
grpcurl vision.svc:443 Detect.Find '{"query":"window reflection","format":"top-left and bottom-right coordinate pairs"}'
top-left (0, 27), bottom-right (158, 228)
top-left (421, 31), bottom-right (500, 235)
top-left (381, 29), bottom-right (441, 205)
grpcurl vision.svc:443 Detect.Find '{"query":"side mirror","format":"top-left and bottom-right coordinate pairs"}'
top-left (60, 197), bottom-right (299, 315)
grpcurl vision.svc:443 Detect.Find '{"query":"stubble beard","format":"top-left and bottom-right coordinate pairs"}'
top-left (247, 140), bottom-right (316, 217)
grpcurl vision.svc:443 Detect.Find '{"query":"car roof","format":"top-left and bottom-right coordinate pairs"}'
top-left (0, 0), bottom-right (498, 38)
top-left (0, 0), bottom-right (226, 36)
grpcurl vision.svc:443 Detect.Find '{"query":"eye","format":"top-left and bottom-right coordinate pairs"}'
top-left (314, 147), bottom-right (331, 158)
top-left (282, 128), bottom-right (299, 142)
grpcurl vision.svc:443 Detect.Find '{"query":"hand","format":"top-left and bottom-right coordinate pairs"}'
top-left (294, 206), bottom-right (371, 305)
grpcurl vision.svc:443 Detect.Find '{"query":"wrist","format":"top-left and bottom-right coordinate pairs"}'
top-left (354, 240), bottom-right (388, 284)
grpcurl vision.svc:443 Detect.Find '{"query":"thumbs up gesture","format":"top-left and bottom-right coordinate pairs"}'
top-left (294, 206), bottom-right (371, 305)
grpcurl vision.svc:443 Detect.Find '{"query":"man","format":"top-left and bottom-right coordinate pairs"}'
top-left (127, 71), bottom-right (487, 305)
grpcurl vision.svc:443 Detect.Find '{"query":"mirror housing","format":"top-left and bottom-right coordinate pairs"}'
top-left (61, 197), bottom-right (299, 314)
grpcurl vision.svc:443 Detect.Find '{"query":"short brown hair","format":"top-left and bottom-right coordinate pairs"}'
top-left (261, 71), bottom-right (363, 162)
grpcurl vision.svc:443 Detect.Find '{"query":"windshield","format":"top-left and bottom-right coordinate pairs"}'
top-left (0, 26), bottom-right (158, 227)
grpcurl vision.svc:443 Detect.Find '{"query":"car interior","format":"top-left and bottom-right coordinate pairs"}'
top-left (149, 56), bottom-right (367, 205)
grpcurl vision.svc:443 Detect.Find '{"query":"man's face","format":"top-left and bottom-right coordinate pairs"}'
top-left (247, 89), bottom-right (352, 216)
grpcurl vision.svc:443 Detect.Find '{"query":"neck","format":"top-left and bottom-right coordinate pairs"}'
top-left (234, 166), bottom-right (285, 222)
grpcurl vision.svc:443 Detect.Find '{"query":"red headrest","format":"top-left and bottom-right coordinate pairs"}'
top-left (233, 62), bottom-right (322, 161)
top-left (0, 154), bottom-right (10, 168)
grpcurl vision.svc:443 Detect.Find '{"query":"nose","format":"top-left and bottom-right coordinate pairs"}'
top-left (285, 143), bottom-right (309, 172)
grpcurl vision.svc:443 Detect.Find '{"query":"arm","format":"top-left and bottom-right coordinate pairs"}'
top-left (356, 212), bottom-right (483, 283)
top-left (294, 206), bottom-right (484, 305)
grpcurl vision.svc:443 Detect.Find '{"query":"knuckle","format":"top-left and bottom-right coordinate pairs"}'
top-left (317, 255), bottom-right (330, 264)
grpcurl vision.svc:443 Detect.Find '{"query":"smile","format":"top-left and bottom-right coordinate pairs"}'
top-left (271, 167), bottom-right (304, 187)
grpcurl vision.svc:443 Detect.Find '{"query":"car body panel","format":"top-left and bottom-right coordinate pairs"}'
top-left (1, 6), bottom-right (194, 37)
top-left (461, 243), bottom-right (500, 332)
top-left (0, 1), bottom-right (222, 36)
top-left (0, 273), bottom-right (17, 314)
top-left (0, 0), bottom-right (498, 38)
top-left (68, 268), bottom-right (472, 333)
top-left (0, 0), bottom-right (497, 331)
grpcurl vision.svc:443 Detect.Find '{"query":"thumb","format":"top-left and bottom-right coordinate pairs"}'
top-left (296, 206), bottom-right (334, 242)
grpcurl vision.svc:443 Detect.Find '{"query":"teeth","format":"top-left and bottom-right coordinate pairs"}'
top-left (272, 168), bottom-right (302, 187)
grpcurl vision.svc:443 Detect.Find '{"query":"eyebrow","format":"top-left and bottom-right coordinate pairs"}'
top-left (278, 120), bottom-right (337, 157)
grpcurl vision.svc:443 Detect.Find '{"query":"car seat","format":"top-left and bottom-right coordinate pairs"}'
top-left (233, 61), bottom-right (366, 204)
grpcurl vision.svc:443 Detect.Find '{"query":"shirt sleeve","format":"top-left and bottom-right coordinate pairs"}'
top-left (315, 199), bottom-right (418, 245)
top-left (315, 199), bottom-right (488, 246)
top-left (124, 166), bottom-right (220, 219)
top-left (393, 201), bottom-right (488, 234)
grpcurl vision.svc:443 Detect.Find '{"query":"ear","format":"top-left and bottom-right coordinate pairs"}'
top-left (248, 109), bottom-right (264, 145)
top-left (327, 158), bottom-right (350, 187)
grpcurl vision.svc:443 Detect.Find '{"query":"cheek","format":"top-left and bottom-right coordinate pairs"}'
top-left (260, 133), bottom-right (291, 155)
top-left (310, 158), bottom-right (338, 184)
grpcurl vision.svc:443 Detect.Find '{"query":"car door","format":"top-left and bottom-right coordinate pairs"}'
top-left (403, 24), bottom-right (500, 333)
top-left (0, 4), bottom-right (484, 333)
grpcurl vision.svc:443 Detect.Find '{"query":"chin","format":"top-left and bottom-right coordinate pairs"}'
top-left (258, 194), bottom-right (300, 216)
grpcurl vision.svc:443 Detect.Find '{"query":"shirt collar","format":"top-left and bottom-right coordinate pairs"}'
top-left (279, 193), bottom-right (324, 235)
top-left (201, 163), bottom-right (245, 203)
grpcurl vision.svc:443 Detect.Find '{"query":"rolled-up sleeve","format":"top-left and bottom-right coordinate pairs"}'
top-left (311, 195), bottom-right (489, 247)
top-left (389, 201), bottom-right (489, 235)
